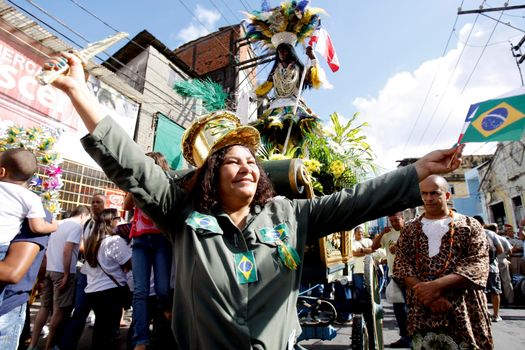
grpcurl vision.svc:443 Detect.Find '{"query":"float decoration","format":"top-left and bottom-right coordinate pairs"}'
top-left (258, 112), bottom-right (376, 195)
top-left (244, 0), bottom-right (324, 49)
top-left (0, 124), bottom-right (63, 217)
top-left (174, 78), bottom-right (228, 113)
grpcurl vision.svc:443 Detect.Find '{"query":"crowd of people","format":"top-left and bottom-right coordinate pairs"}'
top-left (0, 46), bottom-right (520, 350)
top-left (0, 185), bottom-right (177, 350)
top-left (0, 50), bottom-right (460, 350)
top-left (342, 175), bottom-right (525, 349)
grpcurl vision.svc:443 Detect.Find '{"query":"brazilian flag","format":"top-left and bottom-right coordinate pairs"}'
top-left (461, 90), bottom-right (525, 143)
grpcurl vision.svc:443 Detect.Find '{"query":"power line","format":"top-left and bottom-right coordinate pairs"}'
top-left (10, 0), bottom-right (264, 121)
top-left (67, 0), bottom-right (119, 33)
top-left (19, 0), bottom-right (207, 114)
top-left (24, 0), bottom-right (91, 44)
top-left (176, 0), bottom-right (239, 63)
top-left (238, 0), bottom-right (252, 12)
top-left (22, 0), bottom-right (183, 93)
top-left (8, 0), bottom-right (191, 115)
top-left (64, 0), bottom-right (260, 114)
top-left (217, 0), bottom-right (243, 23)
top-left (414, 3), bottom-right (483, 148)
top-left (429, 8), bottom-right (505, 148)
top-left (7, 0), bottom-right (84, 49)
top-left (469, 141), bottom-right (494, 155)
top-left (480, 11), bottom-right (525, 33)
top-left (208, 0), bottom-right (238, 25)
top-left (453, 29), bottom-right (522, 47)
top-left (401, 0), bottom-right (465, 154)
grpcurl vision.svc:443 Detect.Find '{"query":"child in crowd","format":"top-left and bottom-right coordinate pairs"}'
top-left (0, 148), bottom-right (58, 257)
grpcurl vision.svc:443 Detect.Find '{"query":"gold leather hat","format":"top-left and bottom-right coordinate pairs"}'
top-left (182, 111), bottom-right (260, 167)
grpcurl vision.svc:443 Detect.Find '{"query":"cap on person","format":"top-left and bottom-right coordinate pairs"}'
top-left (181, 111), bottom-right (260, 168)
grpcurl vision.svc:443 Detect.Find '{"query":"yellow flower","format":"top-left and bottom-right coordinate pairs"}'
top-left (269, 154), bottom-right (289, 161)
top-left (304, 159), bottom-right (321, 174)
top-left (329, 160), bottom-right (346, 178)
top-left (7, 127), bottom-right (21, 137)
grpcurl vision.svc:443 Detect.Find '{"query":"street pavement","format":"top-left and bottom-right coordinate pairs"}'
top-left (27, 299), bottom-right (525, 349)
top-left (299, 301), bottom-right (525, 349)
top-left (298, 302), bottom-right (405, 349)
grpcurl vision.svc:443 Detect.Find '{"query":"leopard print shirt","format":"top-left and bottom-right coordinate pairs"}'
top-left (393, 213), bottom-right (493, 349)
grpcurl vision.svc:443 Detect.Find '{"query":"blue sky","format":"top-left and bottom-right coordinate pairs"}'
top-left (13, 0), bottom-right (525, 170)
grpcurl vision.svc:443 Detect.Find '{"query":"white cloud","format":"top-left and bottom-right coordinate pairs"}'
top-left (176, 5), bottom-right (221, 43)
top-left (352, 22), bottom-right (520, 172)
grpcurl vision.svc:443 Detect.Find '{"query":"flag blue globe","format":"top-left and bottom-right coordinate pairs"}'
top-left (481, 107), bottom-right (508, 131)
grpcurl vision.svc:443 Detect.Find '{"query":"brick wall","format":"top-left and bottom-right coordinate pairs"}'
top-left (175, 28), bottom-right (236, 75)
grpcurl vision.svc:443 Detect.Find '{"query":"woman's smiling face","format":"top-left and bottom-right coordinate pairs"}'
top-left (218, 145), bottom-right (260, 208)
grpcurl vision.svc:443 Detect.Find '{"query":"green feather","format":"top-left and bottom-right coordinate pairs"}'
top-left (173, 78), bottom-right (228, 113)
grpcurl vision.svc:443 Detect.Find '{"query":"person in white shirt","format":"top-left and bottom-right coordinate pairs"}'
top-left (60, 193), bottom-right (105, 350)
top-left (372, 212), bottom-right (410, 348)
top-left (351, 226), bottom-right (373, 301)
top-left (496, 229), bottom-right (514, 304)
top-left (0, 148), bottom-right (57, 308)
top-left (0, 148), bottom-right (57, 250)
top-left (29, 206), bottom-right (90, 350)
top-left (504, 224), bottom-right (525, 275)
top-left (83, 208), bottom-right (131, 349)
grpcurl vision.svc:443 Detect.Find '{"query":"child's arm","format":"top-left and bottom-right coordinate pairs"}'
top-left (28, 217), bottom-right (57, 234)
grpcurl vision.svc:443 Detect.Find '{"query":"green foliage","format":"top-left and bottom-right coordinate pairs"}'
top-left (257, 136), bottom-right (302, 161)
top-left (302, 112), bottom-right (376, 195)
top-left (256, 112), bottom-right (376, 196)
top-left (173, 78), bottom-right (228, 113)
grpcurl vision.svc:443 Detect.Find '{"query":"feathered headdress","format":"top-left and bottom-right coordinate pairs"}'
top-left (244, 1), bottom-right (325, 49)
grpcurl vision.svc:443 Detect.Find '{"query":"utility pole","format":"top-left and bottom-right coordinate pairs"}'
top-left (459, 3), bottom-right (525, 86)
top-left (457, 4), bottom-right (525, 15)
top-left (511, 40), bottom-right (525, 86)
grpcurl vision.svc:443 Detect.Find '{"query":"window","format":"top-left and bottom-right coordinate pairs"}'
top-left (36, 159), bottom-right (124, 215)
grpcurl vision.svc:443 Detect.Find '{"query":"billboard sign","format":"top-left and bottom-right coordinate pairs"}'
top-left (0, 33), bottom-right (139, 166)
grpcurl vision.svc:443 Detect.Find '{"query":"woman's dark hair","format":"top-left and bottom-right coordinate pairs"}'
top-left (85, 208), bottom-right (119, 267)
top-left (268, 43), bottom-right (312, 90)
top-left (146, 151), bottom-right (170, 171)
top-left (185, 145), bottom-right (275, 212)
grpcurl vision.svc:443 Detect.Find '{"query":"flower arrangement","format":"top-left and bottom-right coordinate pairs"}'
top-left (0, 124), bottom-right (63, 217)
top-left (258, 112), bottom-right (376, 196)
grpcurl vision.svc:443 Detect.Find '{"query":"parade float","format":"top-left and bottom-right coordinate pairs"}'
top-left (244, 1), bottom-right (383, 348)
top-left (174, 1), bottom-right (384, 348)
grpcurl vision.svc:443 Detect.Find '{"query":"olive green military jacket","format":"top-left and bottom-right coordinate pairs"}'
top-left (81, 117), bottom-right (422, 350)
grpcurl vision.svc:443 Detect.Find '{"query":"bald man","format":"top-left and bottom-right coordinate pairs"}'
top-left (393, 175), bottom-right (493, 349)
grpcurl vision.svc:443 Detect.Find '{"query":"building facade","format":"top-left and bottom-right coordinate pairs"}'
top-left (0, 2), bottom-right (143, 213)
top-left (396, 155), bottom-right (493, 218)
top-left (479, 138), bottom-right (525, 229)
top-left (173, 24), bottom-right (258, 124)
